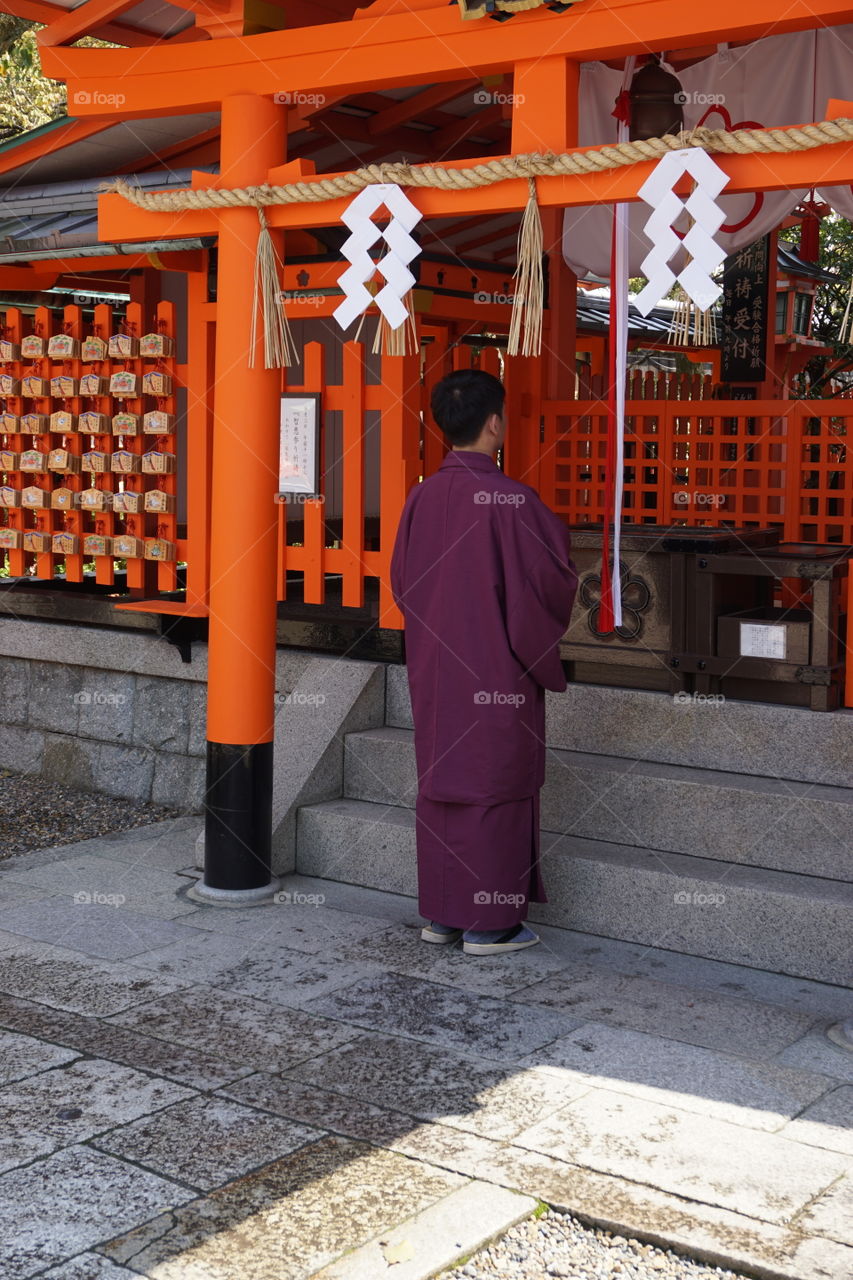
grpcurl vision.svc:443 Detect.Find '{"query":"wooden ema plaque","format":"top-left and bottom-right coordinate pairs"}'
top-left (79, 488), bottom-right (111, 512)
top-left (83, 533), bottom-right (112, 557)
top-left (112, 412), bottom-right (139, 436)
top-left (52, 530), bottom-right (79, 556)
top-left (108, 333), bottom-right (138, 359)
top-left (0, 486), bottom-right (20, 508)
top-left (20, 413), bottom-right (48, 433)
top-left (79, 411), bottom-right (109, 434)
top-left (79, 373), bottom-right (108, 397)
top-left (51, 487), bottom-right (75, 510)
top-left (48, 448), bottom-right (81, 474)
top-left (47, 334), bottom-right (79, 360)
top-left (142, 450), bottom-right (176, 475)
top-left (23, 530), bottom-right (51, 554)
top-left (50, 375), bottom-right (78, 399)
top-left (1, 414), bottom-right (19, 433)
top-left (111, 449), bottom-right (140, 474)
top-left (19, 450), bottom-right (47, 472)
top-left (21, 335), bottom-right (45, 359)
top-left (0, 374), bottom-right (20, 397)
top-left (142, 370), bottom-right (172, 396)
top-left (143, 410), bottom-right (174, 434)
top-left (81, 336), bottom-right (108, 362)
top-left (144, 488), bottom-right (175, 514)
top-left (140, 333), bottom-right (175, 358)
top-left (144, 537), bottom-right (176, 561)
top-left (22, 375), bottom-right (49, 398)
top-left (0, 449), bottom-right (18, 471)
top-left (112, 489), bottom-right (143, 514)
top-left (82, 450), bottom-right (109, 473)
top-left (0, 340), bottom-right (21, 362)
top-left (0, 527), bottom-right (21, 550)
top-left (50, 411), bottom-right (78, 433)
top-left (113, 533), bottom-right (143, 558)
top-left (21, 486), bottom-right (49, 508)
top-left (110, 370), bottom-right (138, 397)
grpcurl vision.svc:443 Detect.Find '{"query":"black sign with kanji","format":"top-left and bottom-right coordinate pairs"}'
top-left (721, 236), bottom-right (770, 384)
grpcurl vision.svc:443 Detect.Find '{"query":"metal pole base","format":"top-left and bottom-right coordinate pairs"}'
top-left (202, 740), bottom-right (275, 893)
top-left (187, 878), bottom-right (281, 907)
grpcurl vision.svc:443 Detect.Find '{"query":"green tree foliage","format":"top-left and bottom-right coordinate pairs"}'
top-left (0, 19), bottom-right (67, 141)
top-left (780, 213), bottom-right (853, 394)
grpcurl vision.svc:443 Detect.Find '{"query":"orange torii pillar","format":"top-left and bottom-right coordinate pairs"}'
top-left (198, 94), bottom-right (285, 902)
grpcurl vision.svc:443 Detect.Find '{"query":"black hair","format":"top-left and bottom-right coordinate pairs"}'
top-left (429, 369), bottom-right (505, 447)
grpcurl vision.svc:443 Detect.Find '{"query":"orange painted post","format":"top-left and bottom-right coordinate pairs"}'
top-left (340, 340), bottom-right (366, 608)
top-left (202, 94), bottom-right (287, 900)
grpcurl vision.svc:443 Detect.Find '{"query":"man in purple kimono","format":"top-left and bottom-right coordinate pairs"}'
top-left (391, 369), bottom-right (578, 955)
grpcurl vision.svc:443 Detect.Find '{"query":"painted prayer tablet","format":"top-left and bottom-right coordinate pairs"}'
top-left (79, 411), bottom-right (109, 434)
top-left (112, 412), bottom-right (139, 435)
top-left (110, 449), bottom-right (140, 474)
top-left (113, 533), bottom-right (143, 557)
top-left (48, 448), bottom-right (81, 474)
top-left (21, 335), bottom-right (45, 359)
top-left (81, 336), bottom-right (108, 362)
top-left (0, 340), bottom-right (20, 362)
top-left (0, 375), bottom-right (20, 397)
top-left (22, 530), bottom-right (51, 553)
top-left (108, 333), bottom-right (139, 358)
top-left (79, 488), bottom-right (111, 511)
top-left (0, 450), bottom-right (18, 471)
top-left (112, 489), bottom-right (143, 514)
top-left (52, 531), bottom-right (78, 556)
top-left (0, 486), bottom-right (20, 507)
top-left (142, 450), bottom-right (176, 474)
top-left (50, 411), bottom-right (78, 433)
top-left (19, 450), bottom-right (47, 471)
top-left (140, 332), bottom-right (175, 358)
top-left (143, 410), bottom-right (175, 434)
top-left (0, 527), bottom-right (21, 549)
top-left (83, 533), bottom-right (112, 557)
top-left (51, 487), bottom-right (75, 510)
top-left (50, 375), bottom-right (78, 398)
top-left (48, 334), bottom-right (80, 359)
top-left (22, 376), bottom-right (49, 398)
top-left (20, 413), bottom-right (48, 433)
top-left (141, 370), bottom-right (172, 396)
top-left (144, 537), bottom-right (176, 561)
top-left (110, 370), bottom-right (138, 397)
top-left (0, 413), bottom-right (19, 432)
top-left (143, 488), bottom-right (175, 514)
top-left (79, 373), bottom-right (108, 397)
top-left (82, 450), bottom-right (109, 473)
top-left (21, 486), bottom-right (49, 508)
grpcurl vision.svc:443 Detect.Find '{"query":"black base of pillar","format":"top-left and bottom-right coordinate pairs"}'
top-left (204, 741), bottom-right (274, 891)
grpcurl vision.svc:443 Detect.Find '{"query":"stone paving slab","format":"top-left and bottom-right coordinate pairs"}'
top-left (278, 1031), bottom-right (593, 1140)
top-left (127, 928), bottom-right (382, 1007)
top-left (0, 990), bottom-right (253, 1090)
top-left (779, 1085), bottom-right (853, 1156)
top-left (0, 1026), bottom-right (79, 1084)
top-left (40, 1254), bottom-right (141, 1279)
top-left (795, 1175), bottom-right (853, 1247)
top-left (182, 897), bottom-right (394, 952)
top-left (514, 1088), bottom-right (849, 1223)
top-left (520, 1021), bottom-right (837, 1131)
top-left (0, 896), bottom-right (207, 960)
top-left (311, 1181), bottom-right (538, 1280)
top-left (93, 1095), bottom-right (323, 1191)
top-left (98, 1135), bottom-right (465, 1280)
top-left (0, 1143), bottom-right (194, 1279)
top-left (106, 983), bottom-right (360, 1072)
top-left (0, 1058), bottom-right (194, 1174)
top-left (303, 971), bottom-right (585, 1061)
top-left (0, 937), bottom-right (193, 1015)
top-left (775, 1030), bottom-right (853, 1083)
top-left (1, 853), bottom-right (189, 904)
top-left (512, 965), bottom-right (819, 1058)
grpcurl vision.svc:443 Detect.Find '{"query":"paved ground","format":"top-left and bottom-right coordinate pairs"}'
top-left (0, 816), bottom-right (850, 1280)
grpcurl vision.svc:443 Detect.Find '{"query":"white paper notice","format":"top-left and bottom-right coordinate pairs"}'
top-left (740, 622), bottom-right (786, 660)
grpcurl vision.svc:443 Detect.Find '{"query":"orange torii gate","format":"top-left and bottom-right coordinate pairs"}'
top-left (18, 0), bottom-right (853, 897)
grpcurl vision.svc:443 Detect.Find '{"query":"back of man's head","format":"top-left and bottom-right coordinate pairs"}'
top-left (430, 369), bottom-right (505, 447)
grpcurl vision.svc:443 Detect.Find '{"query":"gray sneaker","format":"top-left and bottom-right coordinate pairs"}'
top-left (462, 924), bottom-right (539, 955)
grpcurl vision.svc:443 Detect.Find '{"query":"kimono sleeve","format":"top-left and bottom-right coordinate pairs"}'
top-left (503, 513), bottom-right (578, 691)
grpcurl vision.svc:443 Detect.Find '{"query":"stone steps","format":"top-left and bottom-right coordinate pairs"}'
top-left (342, 726), bottom-right (853, 883)
top-left (295, 796), bottom-right (853, 987)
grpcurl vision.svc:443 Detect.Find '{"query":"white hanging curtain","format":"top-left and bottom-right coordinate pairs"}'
top-left (563, 26), bottom-right (853, 278)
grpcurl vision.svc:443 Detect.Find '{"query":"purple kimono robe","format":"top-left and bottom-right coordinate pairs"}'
top-left (390, 449), bottom-right (578, 929)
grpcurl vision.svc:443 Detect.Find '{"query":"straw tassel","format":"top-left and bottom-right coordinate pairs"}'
top-left (373, 287), bottom-right (418, 357)
top-left (667, 289), bottom-right (717, 347)
top-left (250, 207), bottom-right (297, 369)
top-left (507, 178), bottom-right (544, 358)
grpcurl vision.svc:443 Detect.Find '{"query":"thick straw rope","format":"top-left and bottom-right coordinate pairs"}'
top-left (106, 119), bottom-right (853, 213)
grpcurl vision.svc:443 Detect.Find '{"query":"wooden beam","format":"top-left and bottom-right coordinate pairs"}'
top-left (368, 80), bottom-right (480, 135)
top-left (5, 0), bottom-right (165, 46)
top-left (41, 0), bottom-right (853, 117)
top-left (431, 104), bottom-right (505, 154)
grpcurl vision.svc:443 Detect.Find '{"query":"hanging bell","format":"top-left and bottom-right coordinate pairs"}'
top-left (628, 57), bottom-right (685, 141)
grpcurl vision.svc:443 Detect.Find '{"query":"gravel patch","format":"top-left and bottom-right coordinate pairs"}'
top-left (442, 1208), bottom-right (751, 1280)
top-left (0, 769), bottom-right (179, 858)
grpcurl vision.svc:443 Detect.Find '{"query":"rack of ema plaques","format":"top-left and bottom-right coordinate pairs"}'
top-left (0, 300), bottom-right (179, 591)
